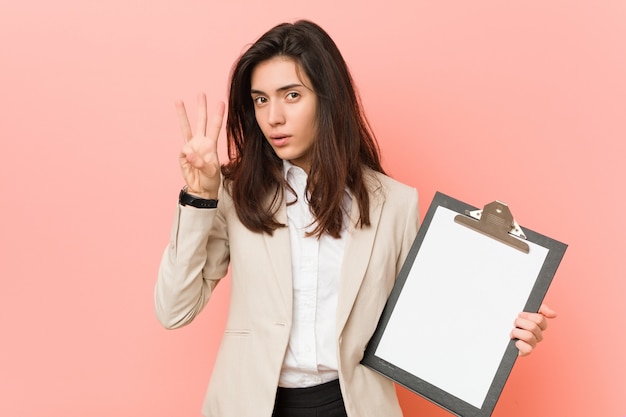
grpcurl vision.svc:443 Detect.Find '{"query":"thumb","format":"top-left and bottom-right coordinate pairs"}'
top-left (186, 152), bottom-right (219, 177)
top-left (185, 152), bottom-right (205, 170)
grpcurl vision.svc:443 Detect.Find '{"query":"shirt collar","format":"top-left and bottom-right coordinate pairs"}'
top-left (282, 160), bottom-right (305, 180)
top-left (281, 160), bottom-right (353, 202)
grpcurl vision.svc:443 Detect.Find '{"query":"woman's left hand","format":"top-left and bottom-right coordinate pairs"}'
top-left (511, 304), bottom-right (557, 356)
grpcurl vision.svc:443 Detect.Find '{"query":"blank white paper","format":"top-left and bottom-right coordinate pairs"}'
top-left (375, 206), bottom-right (548, 408)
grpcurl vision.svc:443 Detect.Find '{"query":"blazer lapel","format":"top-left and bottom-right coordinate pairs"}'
top-left (263, 197), bottom-right (293, 316)
top-left (336, 172), bottom-right (385, 337)
top-left (261, 171), bottom-right (385, 332)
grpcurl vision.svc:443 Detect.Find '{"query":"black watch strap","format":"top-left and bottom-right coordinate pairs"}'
top-left (179, 188), bottom-right (218, 209)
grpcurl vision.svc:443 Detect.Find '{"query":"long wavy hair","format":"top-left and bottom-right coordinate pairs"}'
top-left (222, 20), bottom-right (385, 238)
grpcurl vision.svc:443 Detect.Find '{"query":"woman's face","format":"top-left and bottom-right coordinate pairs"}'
top-left (250, 56), bottom-right (318, 173)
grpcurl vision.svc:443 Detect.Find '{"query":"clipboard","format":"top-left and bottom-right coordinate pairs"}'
top-left (361, 191), bottom-right (567, 417)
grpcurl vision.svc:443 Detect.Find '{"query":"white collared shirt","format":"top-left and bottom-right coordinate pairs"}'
top-left (278, 161), bottom-right (351, 388)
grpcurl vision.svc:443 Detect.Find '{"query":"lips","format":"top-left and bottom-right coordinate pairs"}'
top-left (269, 134), bottom-right (290, 147)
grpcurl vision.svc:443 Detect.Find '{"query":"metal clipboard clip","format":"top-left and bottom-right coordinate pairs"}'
top-left (454, 200), bottom-right (529, 253)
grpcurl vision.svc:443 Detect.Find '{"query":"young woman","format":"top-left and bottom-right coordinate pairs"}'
top-left (155, 20), bottom-right (555, 417)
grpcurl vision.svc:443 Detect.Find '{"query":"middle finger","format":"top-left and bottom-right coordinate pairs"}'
top-left (196, 93), bottom-right (208, 137)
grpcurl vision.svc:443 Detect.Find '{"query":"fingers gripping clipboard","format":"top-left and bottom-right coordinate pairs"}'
top-left (362, 192), bottom-right (567, 417)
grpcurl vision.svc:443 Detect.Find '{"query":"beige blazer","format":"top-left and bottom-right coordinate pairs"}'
top-left (155, 169), bottom-right (419, 417)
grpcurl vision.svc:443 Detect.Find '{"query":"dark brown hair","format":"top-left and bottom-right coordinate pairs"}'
top-left (222, 20), bottom-right (384, 238)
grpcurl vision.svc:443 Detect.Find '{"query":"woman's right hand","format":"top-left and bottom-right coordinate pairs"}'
top-left (176, 93), bottom-right (225, 199)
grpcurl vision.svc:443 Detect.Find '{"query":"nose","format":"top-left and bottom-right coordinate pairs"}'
top-left (267, 101), bottom-right (285, 126)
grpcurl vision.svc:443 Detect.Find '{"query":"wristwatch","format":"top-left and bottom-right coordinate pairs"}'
top-left (179, 188), bottom-right (218, 209)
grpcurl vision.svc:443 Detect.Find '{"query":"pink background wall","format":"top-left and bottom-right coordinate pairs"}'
top-left (1, 1), bottom-right (624, 416)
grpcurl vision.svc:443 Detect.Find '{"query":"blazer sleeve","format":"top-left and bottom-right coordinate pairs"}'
top-left (154, 200), bottom-right (230, 329)
top-left (396, 187), bottom-right (420, 274)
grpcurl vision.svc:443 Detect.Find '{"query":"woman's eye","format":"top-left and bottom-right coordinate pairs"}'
top-left (253, 96), bottom-right (267, 105)
top-left (286, 92), bottom-right (300, 100)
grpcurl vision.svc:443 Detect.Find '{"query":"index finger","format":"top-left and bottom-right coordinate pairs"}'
top-left (207, 101), bottom-right (226, 142)
top-left (518, 312), bottom-right (548, 331)
top-left (539, 303), bottom-right (557, 319)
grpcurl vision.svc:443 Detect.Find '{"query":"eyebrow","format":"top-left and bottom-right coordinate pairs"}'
top-left (250, 83), bottom-right (304, 95)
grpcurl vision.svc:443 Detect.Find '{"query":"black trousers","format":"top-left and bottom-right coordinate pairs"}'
top-left (272, 379), bottom-right (348, 417)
